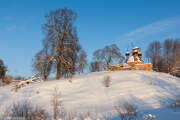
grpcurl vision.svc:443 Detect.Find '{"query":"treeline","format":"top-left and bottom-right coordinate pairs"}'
top-left (146, 39), bottom-right (180, 77)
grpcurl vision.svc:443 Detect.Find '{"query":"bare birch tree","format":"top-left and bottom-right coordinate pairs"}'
top-left (93, 44), bottom-right (123, 69)
top-left (89, 61), bottom-right (103, 72)
top-left (33, 48), bottom-right (52, 80)
top-left (146, 39), bottom-right (180, 77)
top-left (171, 54), bottom-right (180, 77)
top-left (76, 50), bottom-right (87, 74)
top-left (163, 39), bottom-right (174, 73)
top-left (146, 41), bottom-right (162, 71)
top-left (165, 39), bottom-right (180, 75)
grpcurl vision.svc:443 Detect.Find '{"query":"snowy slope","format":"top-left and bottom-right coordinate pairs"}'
top-left (0, 70), bottom-right (180, 119)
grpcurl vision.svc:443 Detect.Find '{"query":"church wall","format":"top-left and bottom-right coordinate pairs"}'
top-left (134, 64), bottom-right (152, 71)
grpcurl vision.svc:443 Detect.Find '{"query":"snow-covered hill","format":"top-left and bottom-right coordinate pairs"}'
top-left (0, 70), bottom-right (180, 119)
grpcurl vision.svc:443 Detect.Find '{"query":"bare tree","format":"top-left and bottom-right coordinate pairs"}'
top-left (0, 59), bottom-right (7, 83)
top-left (93, 44), bottom-right (123, 69)
top-left (167, 40), bottom-right (180, 76)
top-left (146, 39), bottom-right (180, 76)
top-left (159, 39), bottom-right (180, 74)
top-left (171, 55), bottom-right (180, 77)
top-left (43, 8), bottom-right (81, 79)
top-left (33, 45), bottom-right (53, 80)
top-left (51, 88), bottom-right (65, 119)
top-left (146, 41), bottom-right (162, 71)
top-left (76, 50), bottom-right (87, 74)
top-left (163, 39), bottom-right (174, 73)
top-left (4, 100), bottom-right (49, 120)
top-left (89, 61), bottom-right (103, 72)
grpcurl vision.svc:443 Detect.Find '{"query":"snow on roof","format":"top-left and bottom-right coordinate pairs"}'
top-left (134, 49), bottom-right (138, 52)
top-left (109, 63), bottom-right (132, 68)
top-left (126, 51), bottom-right (130, 54)
top-left (122, 63), bottom-right (132, 68)
top-left (136, 56), bottom-right (142, 62)
top-left (127, 56), bottom-right (142, 63)
top-left (138, 51), bottom-right (142, 54)
top-left (133, 46), bottom-right (139, 49)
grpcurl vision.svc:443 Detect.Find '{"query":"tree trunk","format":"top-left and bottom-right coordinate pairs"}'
top-left (56, 61), bottom-right (61, 80)
top-left (44, 75), bottom-right (47, 80)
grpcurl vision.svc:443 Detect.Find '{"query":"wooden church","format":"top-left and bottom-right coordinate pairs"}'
top-left (106, 46), bottom-right (152, 71)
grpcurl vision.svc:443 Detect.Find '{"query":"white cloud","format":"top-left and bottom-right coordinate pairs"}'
top-left (113, 16), bottom-right (180, 46)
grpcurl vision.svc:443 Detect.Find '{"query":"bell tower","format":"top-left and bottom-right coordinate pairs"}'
top-left (125, 51), bottom-right (130, 62)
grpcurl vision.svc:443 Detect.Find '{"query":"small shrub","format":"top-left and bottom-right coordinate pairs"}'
top-left (12, 84), bottom-right (21, 92)
top-left (102, 112), bottom-right (115, 120)
top-left (76, 111), bottom-right (101, 120)
top-left (4, 101), bottom-right (49, 120)
top-left (143, 113), bottom-right (156, 120)
top-left (171, 95), bottom-right (180, 111)
top-left (115, 103), bottom-right (138, 120)
top-left (174, 98), bottom-right (180, 108)
top-left (36, 90), bottom-right (40, 94)
top-left (51, 87), bottom-right (65, 119)
top-left (104, 75), bottom-right (111, 87)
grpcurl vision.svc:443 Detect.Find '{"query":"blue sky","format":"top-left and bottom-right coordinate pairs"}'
top-left (0, 0), bottom-right (180, 77)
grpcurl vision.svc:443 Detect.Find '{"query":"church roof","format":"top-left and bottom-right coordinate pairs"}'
top-left (133, 46), bottom-right (139, 49)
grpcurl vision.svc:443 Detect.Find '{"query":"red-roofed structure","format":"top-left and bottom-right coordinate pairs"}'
top-left (106, 47), bottom-right (152, 71)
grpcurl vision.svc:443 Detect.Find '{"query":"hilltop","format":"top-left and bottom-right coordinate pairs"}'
top-left (0, 70), bottom-right (180, 119)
